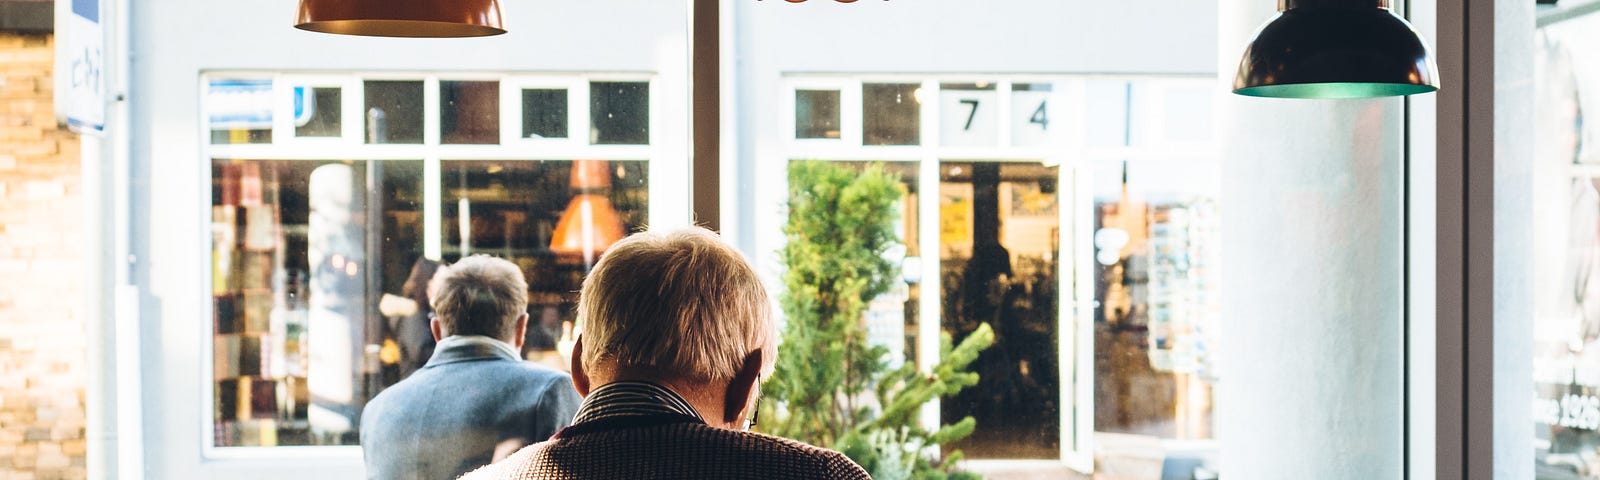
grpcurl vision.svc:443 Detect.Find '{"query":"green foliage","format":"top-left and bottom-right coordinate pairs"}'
top-left (760, 161), bottom-right (995, 480)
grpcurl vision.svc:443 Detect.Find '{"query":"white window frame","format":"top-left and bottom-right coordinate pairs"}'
top-left (197, 70), bottom-right (677, 461)
top-left (776, 74), bottom-right (1218, 475)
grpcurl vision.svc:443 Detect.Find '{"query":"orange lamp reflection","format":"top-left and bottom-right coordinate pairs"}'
top-left (550, 160), bottom-right (625, 266)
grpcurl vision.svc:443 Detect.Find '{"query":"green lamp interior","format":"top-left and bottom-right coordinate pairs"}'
top-left (1234, 82), bottom-right (1438, 99)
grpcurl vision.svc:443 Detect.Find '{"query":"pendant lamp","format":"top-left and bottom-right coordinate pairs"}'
top-left (295, 0), bottom-right (506, 38)
top-left (550, 160), bottom-right (626, 267)
top-left (1233, 0), bottom-right (1437, 98)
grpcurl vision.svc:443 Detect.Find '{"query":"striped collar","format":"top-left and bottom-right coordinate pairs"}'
top-left (571, 380), bottom-right (706, 425)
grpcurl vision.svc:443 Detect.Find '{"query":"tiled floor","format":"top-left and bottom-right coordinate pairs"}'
top-left (959, 462), bottom-right (1092, 480)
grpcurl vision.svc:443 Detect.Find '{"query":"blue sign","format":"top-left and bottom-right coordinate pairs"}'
top-left (71, 0), bottom-right (98, 22)
top-left (207, 80), bottom-right (273, 130)
top-left (207, 80), bottom-right (317, 130)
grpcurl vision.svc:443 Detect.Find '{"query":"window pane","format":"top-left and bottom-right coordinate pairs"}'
top-left (939, 161), bottom-right (1061, 458)
top-left (795, 90), bottom-right (841, 139)
top-left (441, 160), bottom-right (649, 362)
top-left (863, 83), bottom-right (920, 146)
top-left (441, 81), bottom-right (500, 144)
top-left (590, 82), bottom-right (650, 144)
top-left (939, 83), bottom-right (998, 147)
top-left (1535, 17), bottom-right (1600, 478)
top-left (522, 89), bottom-right (569, 139)
top-left (364, 81), bottom-right (424, 144)
top-left (210, 158), bottom-right (423, 447)
top-left (294, 87), bottom-right (342, 138)
top-left (208, 79), bottom-right (273, 144)
top-left (1011, 83), bottom-right (1054, 146)
top-left (1091, 159), bottom-right (1218, 441)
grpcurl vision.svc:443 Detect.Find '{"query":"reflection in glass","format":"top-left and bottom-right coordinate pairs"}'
top-left (208, 79), bottom-right (273, 144)
top-left (364, 81), bottom-right (424, 144)
top-left (795, 90), bottom-right (841, 139)
top-left (441, 160), bottom-right (648, 362)
top-left (522, 89), bottom-right (569, 139)
top-left (864, 83), bottom-right (920, 145)
top-left (939, 161), bottom-right (1060, 459)
top-left (441, 81), bottom-right (501, 144)
top-left (1534, 23), bottom-right (1600, 478)
top-left (210, 159), bottom-right (423, 447)
top-left (212, 128), bottom-right (273, 145)
top-left (1091, 160), bottom-right (1219, 445)
top-left (590, 82), bottom-right (650, 144)
top-left (295, 87), bottom-right (343, 138)
top-left (797, 161), bottom-right (920, 366)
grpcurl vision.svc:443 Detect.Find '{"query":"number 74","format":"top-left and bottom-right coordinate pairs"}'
top-left (956, 98), bottom-right (1048, 131)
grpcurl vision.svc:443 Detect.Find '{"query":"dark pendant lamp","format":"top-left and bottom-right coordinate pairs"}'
top-left (1233, 0), bottom-right (1438, 98)
top-left (295, 0), bottom-right (506, 38)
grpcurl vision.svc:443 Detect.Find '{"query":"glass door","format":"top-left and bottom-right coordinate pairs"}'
top-left (935, 160), bottom-right (1066, 460)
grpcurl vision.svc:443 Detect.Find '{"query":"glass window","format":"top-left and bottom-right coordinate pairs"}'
top-left (208, 79), bottom-right (273, 144)
top-left (938, 160), bottom-right (1061, 458)
top-left (1089, 158), bottom-right (1219, 441)
top-left (295, 87), bottom-right (342, 138)
top-left (440, 160), bottom-right (648, 363)
top-left (364, 81), bottom-right (424, 144)
top-left (759, 78), bottom-right (1220, 478)
top-left (522, 89), bottom-right (569, 139)
top-left (441, 81), bottom-right (500, 144)
top-left (1011, 83), bottom-right (1054, 146)
top-left (938, 83), bottom-right (998, 147)
top-left (863, 83), bottom-right (920, 146)
top-left (203, 73), bottom-right (664, 450)
top-left (590, 81), bottom-right (650, 144)
top-left (1535, 15), bottom-right (1600, 479)
top-left (210, 158), bottom-right (423, 447)
top-left (795, 89), bottom-right (841, 139)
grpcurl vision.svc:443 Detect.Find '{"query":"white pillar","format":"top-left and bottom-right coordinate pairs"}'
top-left (1215, 2), bottom-right (1405, 478)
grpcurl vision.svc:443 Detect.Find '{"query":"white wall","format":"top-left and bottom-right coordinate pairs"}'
top-left (127, 1), bottom-right (688, 478)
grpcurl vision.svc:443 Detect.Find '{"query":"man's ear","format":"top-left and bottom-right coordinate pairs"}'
top-left (511, 312), bottom-right (529, 350)
top-left (723, 348), bottom-right (763, 426)
top-left (430, 316), bottom-right (444, 342)
top-left (570, 336), bottom-right (591, 396)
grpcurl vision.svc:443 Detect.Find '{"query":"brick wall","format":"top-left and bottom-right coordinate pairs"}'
top-left (0, 33), bottom-right (89, 480)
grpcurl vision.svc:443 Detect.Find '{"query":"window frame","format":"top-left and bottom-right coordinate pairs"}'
top-left (775, 74), bottom-right (1219, 474)
top-left (197, 71), bottom-right (674, 460)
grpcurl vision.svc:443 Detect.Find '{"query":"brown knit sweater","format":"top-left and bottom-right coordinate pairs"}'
top-left (458, 417), bottom-right (872, 480)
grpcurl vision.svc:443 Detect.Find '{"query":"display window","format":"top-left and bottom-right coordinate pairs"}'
top-left (201, 73), bottom-right (671, 450)
top-left (1534, 13), bottom-right (1600, 479)
top-left (770, 76), bottom-right (1217, 474)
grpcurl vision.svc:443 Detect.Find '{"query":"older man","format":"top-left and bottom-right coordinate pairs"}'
top-left (463, 227), bottom-right (870, 479)
top-left (360, 255), bottom-right (581, 480)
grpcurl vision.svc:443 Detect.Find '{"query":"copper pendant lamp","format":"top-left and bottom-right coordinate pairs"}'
top-left (295, 0), bottom-right (506, 38)
top-left (1233, 0), bottom-right (1437, 98)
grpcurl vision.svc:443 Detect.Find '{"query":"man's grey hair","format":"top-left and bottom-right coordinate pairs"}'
top-left (431, 255), bottom-right (528, 340)
top-left (579, 227), bottom-right (775, 383)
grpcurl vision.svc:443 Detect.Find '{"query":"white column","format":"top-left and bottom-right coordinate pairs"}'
top-left (1215, 2), bottom-right (1404, 478)
top-left (1488, 0), bottom-right (1534, 475)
